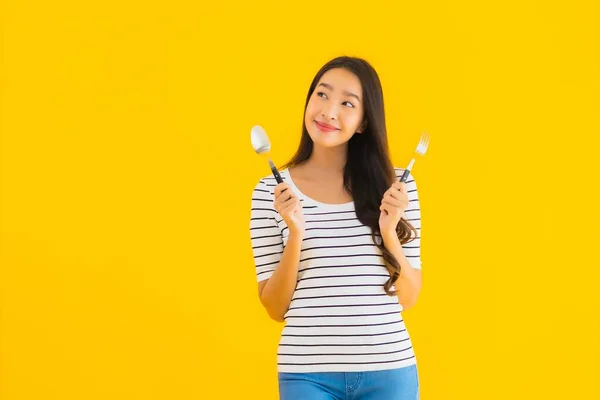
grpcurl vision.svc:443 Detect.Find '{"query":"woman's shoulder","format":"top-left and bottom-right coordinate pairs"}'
top-left (252, 173), bottom-right (276, 192)
top-left (251, 168), bottom-right (289, 195)
top-left (392, 166), bottom-right (410, 178)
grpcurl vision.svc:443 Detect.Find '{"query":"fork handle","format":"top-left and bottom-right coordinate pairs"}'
top-left (399, 169), bottom-right (411, 183)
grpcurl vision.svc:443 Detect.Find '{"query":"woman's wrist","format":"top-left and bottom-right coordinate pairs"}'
top-left (381, 229), bottom-right (398, 245)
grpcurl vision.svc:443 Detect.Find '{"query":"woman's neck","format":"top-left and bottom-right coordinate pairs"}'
top-left (303, 145), bottom-right (347, 176)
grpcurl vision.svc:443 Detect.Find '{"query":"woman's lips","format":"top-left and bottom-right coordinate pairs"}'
top-left (315, 121), bottom-right (340, 133)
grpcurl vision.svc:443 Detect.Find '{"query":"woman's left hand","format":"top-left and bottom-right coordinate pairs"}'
top-left (379, 181), bottom-right (409, 236)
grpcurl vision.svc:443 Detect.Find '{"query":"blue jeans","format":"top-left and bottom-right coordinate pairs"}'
top-left (278, 364), bottom-right (420, 400)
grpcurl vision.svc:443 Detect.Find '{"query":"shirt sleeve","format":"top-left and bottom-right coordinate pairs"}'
top-left (395, 168), bottom-right (422, 270)
top-left (249, 179), bottom-right (284, 282)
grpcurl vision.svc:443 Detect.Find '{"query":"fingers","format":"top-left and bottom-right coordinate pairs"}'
top-left (275, 196), bottom-right (295, 214)
top-left (382, 195), bottom-right (404, 208)
top-left (381, 181), bottom-right (408, 216)
top-left (280, 198), bottom-right (300, 215)
top-left (279, 198), bottom-right (302, 226)
top-left (384, 187), bottom-right (408, 204)
top-left (274, 182), bottom-right (291, 197)
top-left (275, 190), bottom-right (294, 207)
top-left (379, 203), bottom-right (389, 215)
top-left (274, 183), bottom-right (294, 201)
top-left (274, 183), bottom-right (298, 213)
top-left (391, 181), bottom-right (407, 195)
top-left (380, 202), bottom-right (403, 218)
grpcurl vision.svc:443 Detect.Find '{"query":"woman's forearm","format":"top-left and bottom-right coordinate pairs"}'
top-left (259, 231), bottom-right (303, 322)
top-left (382, 231), bottom-right (422, 310)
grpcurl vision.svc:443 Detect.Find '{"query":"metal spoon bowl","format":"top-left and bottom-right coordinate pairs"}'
top-left (250, 125), bottom-right (284, 184)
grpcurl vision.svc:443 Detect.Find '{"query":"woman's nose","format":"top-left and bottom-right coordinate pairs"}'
top-left (321, 104), bottom-right (339, 120)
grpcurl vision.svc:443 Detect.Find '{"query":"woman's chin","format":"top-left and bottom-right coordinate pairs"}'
top-left (307, 125), bottom-right (349, 148)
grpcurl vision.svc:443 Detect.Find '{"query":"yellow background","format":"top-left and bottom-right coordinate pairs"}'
top-left (1, 1), bottom-right (599, 399)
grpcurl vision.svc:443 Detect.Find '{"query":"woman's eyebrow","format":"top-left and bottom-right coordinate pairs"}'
top-left (317, 82), bottom-right (361, 102)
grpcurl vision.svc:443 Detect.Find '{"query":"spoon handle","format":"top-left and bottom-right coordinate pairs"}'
top-left (268, 159), bottom-right (284, 184)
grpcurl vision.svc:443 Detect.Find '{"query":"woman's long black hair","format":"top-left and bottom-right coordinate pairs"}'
top-left (279, 56), bottom-right (418, 296)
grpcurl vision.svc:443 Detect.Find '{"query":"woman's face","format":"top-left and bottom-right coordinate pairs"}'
top-left (304, 68), bottom-right (366, 148)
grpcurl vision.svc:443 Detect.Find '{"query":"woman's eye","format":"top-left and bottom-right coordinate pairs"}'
top-left (316, 92), bottom-right (353, 108)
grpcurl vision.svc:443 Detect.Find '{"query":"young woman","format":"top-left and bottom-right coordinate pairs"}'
top-left (249, 56), bottom-right (423, 400)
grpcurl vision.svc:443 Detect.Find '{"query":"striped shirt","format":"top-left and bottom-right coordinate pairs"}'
top-left (249, 167), bottom-right (422, 373)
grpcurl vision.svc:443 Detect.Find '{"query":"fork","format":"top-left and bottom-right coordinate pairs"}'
top-left (399, 132), bottom-right (430, 182)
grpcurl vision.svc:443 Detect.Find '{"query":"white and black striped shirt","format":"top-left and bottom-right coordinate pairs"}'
top-left (249, 167), bottom-right (422, 373)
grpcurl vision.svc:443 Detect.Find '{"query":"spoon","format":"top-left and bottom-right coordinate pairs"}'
top-left (250, 125), bottom-right (285, 185)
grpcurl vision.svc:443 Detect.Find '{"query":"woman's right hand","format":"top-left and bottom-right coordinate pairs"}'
top-left (274, 183), bottom-right (305, 236)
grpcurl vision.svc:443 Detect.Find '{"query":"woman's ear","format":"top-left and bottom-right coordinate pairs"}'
top-left (357, 120), bottom-right (367, 134)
